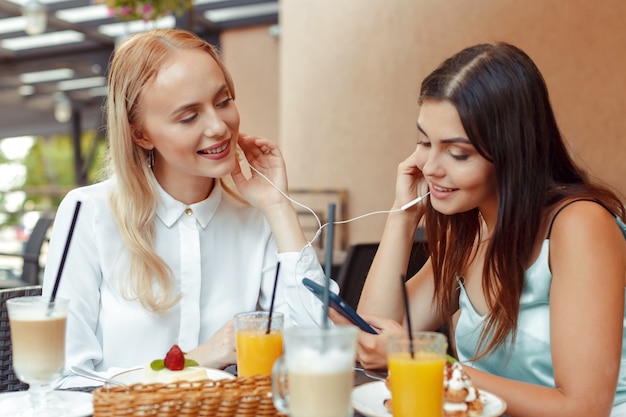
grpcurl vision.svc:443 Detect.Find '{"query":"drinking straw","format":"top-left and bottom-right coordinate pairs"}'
top-left (400, 274), bottom-right (415, 358)
top-left (266, 262), bottom-right (281, 334)
top-left (49, 201), bottom-right (82, 303)
top-left (322, 203), bottom-right (336, 329)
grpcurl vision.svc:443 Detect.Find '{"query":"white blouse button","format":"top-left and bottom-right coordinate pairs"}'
top-left (184, 208), bottom-right (193, 216)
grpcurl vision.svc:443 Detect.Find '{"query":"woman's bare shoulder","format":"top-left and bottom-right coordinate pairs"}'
top-left (548, 199), bottom-right (617, 236)
top-left (548, 199), bottom-right (625, 273)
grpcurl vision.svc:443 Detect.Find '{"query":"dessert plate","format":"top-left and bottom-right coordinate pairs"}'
top-left (111, 367), bottom-right (236, 385)
top-left (351, 380), bottom-right (507, 417)
top-left (0, 390), bottom-right (93, 417)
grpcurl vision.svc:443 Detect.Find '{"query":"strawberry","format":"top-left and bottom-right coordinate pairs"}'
top-left (163, 344), bottom-right (185, 371)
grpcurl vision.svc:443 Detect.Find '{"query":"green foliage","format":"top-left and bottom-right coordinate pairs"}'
top-left (0, 131), bottom-right (107, 226)
top-left (20, 131), bottom-right (107, 211)
top-left (0, 149), bottom-right (9, 164)
top-left (97, 0), bottom-right (193, 21)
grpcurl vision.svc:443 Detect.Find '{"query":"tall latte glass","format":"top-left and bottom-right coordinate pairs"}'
top-left (6, 296), bottom-right (69, 417)
top-left (272, 325), bottom-right (358, 417)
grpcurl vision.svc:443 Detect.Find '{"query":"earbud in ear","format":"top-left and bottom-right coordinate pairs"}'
top-left (400, 192), bottom-right (431, 210)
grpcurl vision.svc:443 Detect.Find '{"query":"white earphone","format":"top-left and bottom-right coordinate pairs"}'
top-left (245, 162), bottom-right (430, 246)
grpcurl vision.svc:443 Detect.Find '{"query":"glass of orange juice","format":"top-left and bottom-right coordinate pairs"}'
top-left (387, 332), bottom-right (448, 417)
top-left (234, 311), bottom-right (284, 377)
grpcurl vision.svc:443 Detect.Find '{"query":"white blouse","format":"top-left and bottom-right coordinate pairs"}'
top-left (42, 178), bottom-right (336, 385)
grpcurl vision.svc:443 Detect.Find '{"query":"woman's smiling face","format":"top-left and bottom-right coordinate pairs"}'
top-left (414, 99), bottom-right (498, 220)
top-left (135, 48), bottom-right (240, 187)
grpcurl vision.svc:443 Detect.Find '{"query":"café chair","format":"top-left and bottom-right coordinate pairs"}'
top-left (0, 285), bottom-right (43, 392)
top-left (335, 241), bottom-right (429, 310)
top-left (0, 215), bottom-right (54, 288)
top-left (335, 243), bottom-right (378, 311)
top-left (336, 242), bottom-right (456, 356)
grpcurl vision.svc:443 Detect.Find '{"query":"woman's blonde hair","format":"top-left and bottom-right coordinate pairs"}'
top-left (105, 29), bottom-right (236, 313)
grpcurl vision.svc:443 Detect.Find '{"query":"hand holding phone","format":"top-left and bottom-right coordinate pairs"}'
top-left (302, 278), bottom-right (378, 334)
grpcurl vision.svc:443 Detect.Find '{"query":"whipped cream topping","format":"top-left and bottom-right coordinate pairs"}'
top-left (464, 386), bottom-right (478, 402)
top-left (445, 362), bottom-right (471, 391)
top-left (443, 402), bottom-right (469, 412)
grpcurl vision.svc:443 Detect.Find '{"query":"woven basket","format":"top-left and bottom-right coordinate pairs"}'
top-left (92, 374), bottom-right (286, 417)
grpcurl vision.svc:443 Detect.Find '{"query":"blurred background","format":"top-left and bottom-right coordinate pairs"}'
top-left (1, 0), bottom-right (625, 285)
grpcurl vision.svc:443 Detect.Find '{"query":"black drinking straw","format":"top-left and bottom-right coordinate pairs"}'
top-left (400, 274), bottom-right (415, 358)
top-left (266, 262), bottom-right (281, 334)
top-left (49, 201), bottom-right (82, 304)
top-left (322, 203), bottom-right (336, 329)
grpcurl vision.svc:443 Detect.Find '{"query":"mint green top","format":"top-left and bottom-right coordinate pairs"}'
top-left (455, 217), bottom-right (626, 407)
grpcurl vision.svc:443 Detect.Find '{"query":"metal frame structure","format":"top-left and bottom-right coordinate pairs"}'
top-left (0, 0), bottom-right (278, 141)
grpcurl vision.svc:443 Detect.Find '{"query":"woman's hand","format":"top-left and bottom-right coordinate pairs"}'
top-left (186, 320), bottom-right (237, 370)
top-left (231, 133), bottom-right (289, 210)
top-left (392, 150), bottom-right (428, 211)
top-left (329, 308), bottom-right (406, 370)
top-left (231, 133), bottom-right (309, 252)
top-left (356, 315), bottom-right (406, 370)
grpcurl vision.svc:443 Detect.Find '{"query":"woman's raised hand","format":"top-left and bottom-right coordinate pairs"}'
top-left (231, 133), bottom-right (289, 209)
top-left (393, 150), bottom-right (427, 211)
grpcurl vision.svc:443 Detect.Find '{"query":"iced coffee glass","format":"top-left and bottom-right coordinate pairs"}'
top-left (6, 296), bottom-right (69, 417)
top-left (272, 325), bottom-right (358, 417)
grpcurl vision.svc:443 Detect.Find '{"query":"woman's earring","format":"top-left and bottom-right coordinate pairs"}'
top-left (148, 148), bottom-right (155, 169)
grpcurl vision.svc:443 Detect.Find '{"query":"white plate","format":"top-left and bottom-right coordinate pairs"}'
top-left (352, 380), bottom-right (507, 417)
top-left (0, 390), bottom-right (93, 417)
top-left (110, 367), bottom-right (236, 385)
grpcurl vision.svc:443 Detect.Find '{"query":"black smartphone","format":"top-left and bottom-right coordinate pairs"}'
top-left (302, 277), bottom-right (378, 334)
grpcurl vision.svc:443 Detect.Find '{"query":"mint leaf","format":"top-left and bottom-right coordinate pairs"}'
top-left (446, 354), bottom-right (458, 364)
top-left (184, 359), bottom-right (199, 368)
top-left (150, 359), bottom-right (165, 371)
top-left (150, 356), bottom-right (197, 371)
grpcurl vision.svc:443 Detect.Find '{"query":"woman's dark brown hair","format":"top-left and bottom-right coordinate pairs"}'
top-left (419, 42), bottom-right (625, 359)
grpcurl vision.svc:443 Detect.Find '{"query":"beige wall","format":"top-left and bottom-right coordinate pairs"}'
top-left (222, 0), bottom-right (626, 246)
top-left (220, 26), bottom-right (280, 142)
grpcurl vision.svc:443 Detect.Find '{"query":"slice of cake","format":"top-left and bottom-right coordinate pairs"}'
top-left (143, 364), bottom-right (208, 383)
top-left (443, 362), bottom-right (484, 417)
top-left (143, 344), bottom-right (208, 384)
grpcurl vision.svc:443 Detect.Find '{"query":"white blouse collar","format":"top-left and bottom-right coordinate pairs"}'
top-left (154, 178), bottom-right (222, 229)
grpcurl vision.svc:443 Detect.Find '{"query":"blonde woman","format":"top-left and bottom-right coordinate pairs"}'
top-left (42, 28), bottom-right (334, 386)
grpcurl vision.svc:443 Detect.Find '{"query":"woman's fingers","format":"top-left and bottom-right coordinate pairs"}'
top-left (238, 133), bottom-right (277, 159)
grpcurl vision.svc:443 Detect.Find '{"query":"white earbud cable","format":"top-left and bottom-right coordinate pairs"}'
top-left (248, 164), bottom-right (430, 247)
